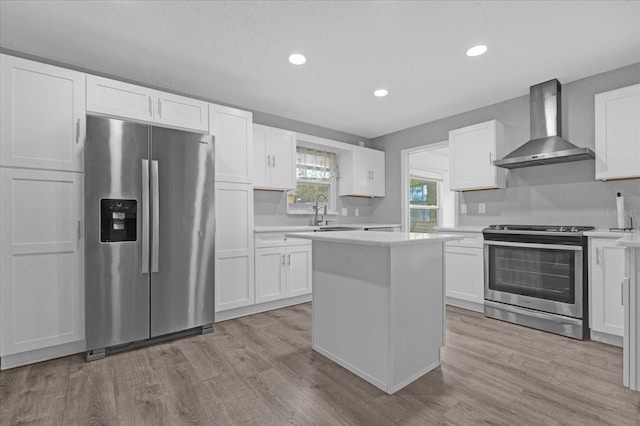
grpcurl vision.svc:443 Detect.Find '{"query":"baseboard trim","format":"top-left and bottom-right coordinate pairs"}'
top-left (446, 297), bottom-right (484, 313)
top-left (590, 330), bottom-right (623, 347)
top-left (1, 340), bottom-right (86, 370)
top-left (215, 294), bottom-right (312, 322)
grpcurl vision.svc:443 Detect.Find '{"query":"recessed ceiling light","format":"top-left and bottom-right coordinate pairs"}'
top-left (466, 45), bottom-right (488, 57)
top-left (374, 89), bottom-right (388, 97)
top-left (289, 53), bottom-right (306, 65)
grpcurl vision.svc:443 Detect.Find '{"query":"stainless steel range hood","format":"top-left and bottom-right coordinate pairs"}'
top-left (494, 79), bottom-right (594, 169)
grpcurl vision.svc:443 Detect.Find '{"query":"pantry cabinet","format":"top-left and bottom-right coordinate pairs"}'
top-left (215, 182), bottom-right (255, 312)
top-left (253, 124), bottom-right (296, 190)
top-left (338, 145), bottom-right (385, 197)
top-left (255, 239), bottom-right (312, 304)
top-left (590, 237), bottom-right (626, 342)
top-left (0, 54), bottom-right (85, 172)
top-left (595, 84), bottom-right (640, 181)
top-left (86, 75), bottom-right (208, 132)
top-left (210, 104), bottom-right (253, 184)
top-left (0, 168), bottom-right (85, 366)
top-left (445, 238), bottom-right (484, 312)
top-left (449, 119), bottom-right (506, 191)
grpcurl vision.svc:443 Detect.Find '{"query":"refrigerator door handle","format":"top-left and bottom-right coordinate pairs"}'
top-left (141, 159), bottom-right (150, 274)
top-left (151, 160), bottom-right (160, 273)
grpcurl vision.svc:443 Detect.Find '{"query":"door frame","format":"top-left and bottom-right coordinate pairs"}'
top-left (400, 141), bottom-right (455, 232)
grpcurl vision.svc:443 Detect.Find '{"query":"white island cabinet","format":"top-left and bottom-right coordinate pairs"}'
top-left (287, 231), bottom-right (462, 394)
top-left (617, 233), bottom-right (640, 392)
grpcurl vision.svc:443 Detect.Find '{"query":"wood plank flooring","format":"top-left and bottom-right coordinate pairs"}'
top-left (1, 304), bottom-right (639, 425)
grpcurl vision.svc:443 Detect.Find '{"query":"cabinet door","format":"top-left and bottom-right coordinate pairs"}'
top-left (351, 146), bottom-right (371, 195)
top-left (287, 245), bottom-right (312, 297)
top-left (0, 168), bottom-right (84, 356)
top-left (1, 54), bottom-right (85, 172)
top-left (591, 240), bottom-right (625, 336)
top-left (255, 247), bottom-right (286, 303)
top-left (449, 120), bottom-right (505, 191)
top-left (154, 91), bottom-right (208, 132)
top-left (210, 104), bottom-right (253, 184)
top-left (445, 245), bottom-right (484, 305)
top-left (252, 124), bottom-right (269, 188)
top-left (268, 127), bottom-right (297, 190)
top-left (215, 182), bottom-right (254, 312)
top-left (595, 84), bottom-right (640, 180)
top-left (369, 148), bottom-right (386, 197)
top-left (86, 75), bottom-right (154, 123)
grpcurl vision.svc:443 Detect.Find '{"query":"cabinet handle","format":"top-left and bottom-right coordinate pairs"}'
top-left (158, 99), bottom-right (162, 118)
top-left (77, 220), bottom-right (81, 250)
top-left (372, 170), bottom-right (374, 180)
top-left (287, 253), bottom-right (291, 265)
top-left (75, 119), bottom-right (80, 144)
top-left (267, 154), bottom-right (271, 167)
top-left (148, 97), bottom-right (153, 116)
top-left (272, 155), bottom-right (276, 168)
top-left (596, 247), bottom-right (601, 265)
top-left (282, 254), bottom-right (285, 266)
top-left (621, 278), bottom-right (629, 305)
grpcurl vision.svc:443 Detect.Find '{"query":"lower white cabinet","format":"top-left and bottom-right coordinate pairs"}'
top-left (445, 239), bottom-right (484, 312)
top-left (0, 168), bottom-right (85, 365)
top-left (590, 237), bottom-right (626, 342)
top-left (255, 240), bottom-right (312, 304)
top-left (215, 182), bottom-right (255, 312)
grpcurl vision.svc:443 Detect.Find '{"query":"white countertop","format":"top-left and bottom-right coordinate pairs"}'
top-left (616, 231), bottom-right (640, 248)
top-left (256, 224), bottom-right (401, 233)
top-left (285, 231), bottom-right (462, 247)
top-left (584, 229), bottom-right (634, 238)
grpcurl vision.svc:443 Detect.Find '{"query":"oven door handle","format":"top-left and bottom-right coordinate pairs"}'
top-left (484, 240), bottom-right (582, 251)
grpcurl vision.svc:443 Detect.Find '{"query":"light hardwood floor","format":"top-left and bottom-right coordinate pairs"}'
top-left (1, 304), bottom-right (639, 425)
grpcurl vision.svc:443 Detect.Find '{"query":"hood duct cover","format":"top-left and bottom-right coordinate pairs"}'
top-left (494, 79), bottom-right (595, 169)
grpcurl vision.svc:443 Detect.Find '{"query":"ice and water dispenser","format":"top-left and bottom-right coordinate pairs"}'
top-left (100, 199), bottom-right (137, 242)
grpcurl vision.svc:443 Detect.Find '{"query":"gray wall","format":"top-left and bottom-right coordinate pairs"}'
top-left (371, 63), bottom-right (640, 229)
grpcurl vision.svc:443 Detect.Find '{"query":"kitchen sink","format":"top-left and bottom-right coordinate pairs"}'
top-left (314, 226), bottom-right (360, 232)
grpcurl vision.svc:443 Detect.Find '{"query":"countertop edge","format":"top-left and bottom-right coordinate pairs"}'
top-left (285, 231), bottom-right (463, 248)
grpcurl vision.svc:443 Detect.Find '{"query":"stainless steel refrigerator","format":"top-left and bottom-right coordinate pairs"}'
top-left (85, 116), bottom-right (214, 360)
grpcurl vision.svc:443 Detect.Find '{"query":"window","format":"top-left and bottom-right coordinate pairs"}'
top-left (287, 146), bottom-right (339, 214)
top-left (409, 174), bottom-right (440, 232)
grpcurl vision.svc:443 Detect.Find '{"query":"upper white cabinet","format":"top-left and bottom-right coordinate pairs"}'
top-left (1, 54), bottom-right (85, 172)
top-left (210, 104), bottom-right (253, 184)
top-left (253, 124), bottom-right (296, 190)
top-left (86, 75), bottom-right (208, 132)
top-left (590, 237), bottom-right (626, 341)
top-left (449, 119), bottom-right (506, 191)
top-left (215, 182), bottom-right (255, 312)
top-left (338, 145), bottom-right (385, 197)
top-left (595, 84), bottom-right (640, 181)
top-left (0, 168), bottom-right (84, 359)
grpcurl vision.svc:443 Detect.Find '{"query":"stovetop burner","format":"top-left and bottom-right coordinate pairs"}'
top-left (485, 224), bottom-right (595, 233)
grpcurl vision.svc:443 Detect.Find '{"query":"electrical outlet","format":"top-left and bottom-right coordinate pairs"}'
top-left (461, 204), bottom-right (467, 214)
top-left (341, 208), bottom-right (348, 216)
top-left (479, 203), bottom-right (486, 214)
top-left (355, 208), bottom-right (359, 217)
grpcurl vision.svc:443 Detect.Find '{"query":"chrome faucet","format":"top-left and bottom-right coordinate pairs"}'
top-left (313, 193), bottom-right (328, 226)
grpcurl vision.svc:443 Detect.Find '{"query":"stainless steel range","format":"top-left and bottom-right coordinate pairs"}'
top-left (483, 225), bottom-right (594, 339)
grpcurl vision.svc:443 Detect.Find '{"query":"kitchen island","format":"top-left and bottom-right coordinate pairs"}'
top-left (617, 231), bottom-right (640, 392)
top-left (286, 231), bottom-right (462, 394)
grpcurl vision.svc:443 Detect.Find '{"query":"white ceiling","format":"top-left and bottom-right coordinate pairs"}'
top-left (1, 1), bottom-right (639, 139)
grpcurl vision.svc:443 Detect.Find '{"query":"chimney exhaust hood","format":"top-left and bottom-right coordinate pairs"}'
top-left (494, 79), bottom-right (595, 169)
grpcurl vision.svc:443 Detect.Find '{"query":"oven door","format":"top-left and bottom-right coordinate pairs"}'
top-left (484, 240), bottom-right (583, 318)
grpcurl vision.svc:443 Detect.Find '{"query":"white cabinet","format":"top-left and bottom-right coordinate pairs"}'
top-left (210, 104), bottom-right (253, 184)
top-left (0, 168), bottom-right (84, 361)
top-left (590, 237), bottom-right (626, 341)
top-left (1, 54), bottom-right (85, 172)
top-left (253, 124), bottom-right (296, 190)
top-left (215, 182), bottom-right (255, 312)
top-left (445, 239), bottom-right (484, 312)
top-left (449, 120), bottom-right (506, 191)
top-left (338, 145), bottom-right (385, 197)
top-left (255, 238), bottom-right (312, 304)
top-left (595, 84), bottom-right (640, 181)
top-left (86, 75), bottom-right (208, 132)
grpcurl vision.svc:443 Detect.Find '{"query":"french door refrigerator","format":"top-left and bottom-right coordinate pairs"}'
top-left (85, 116), bottom-right (214, 360)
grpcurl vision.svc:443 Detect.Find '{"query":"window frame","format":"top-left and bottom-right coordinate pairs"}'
top-left (287, 143), bottom-right (339, 216)
top-left (409, 169), bottom-right (443, 231)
